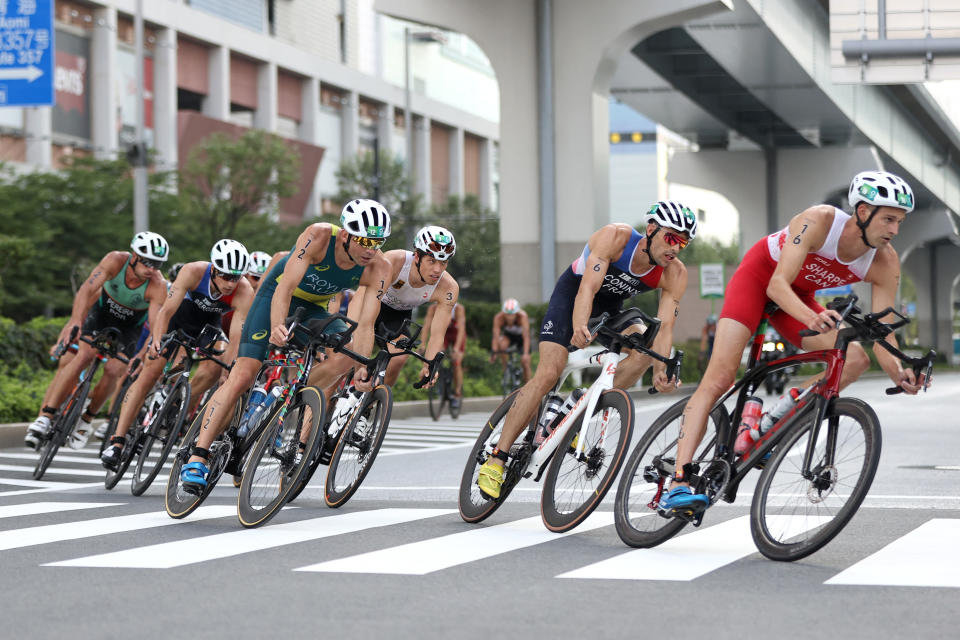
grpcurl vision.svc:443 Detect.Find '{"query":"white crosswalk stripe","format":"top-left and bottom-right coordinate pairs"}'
top-left (825, 519), bottom-right (960, 588)
top-left (0, 505), bottom-right (235, 551)
top-left (558, 515), bottom-right (830, 581)
top-left (0, 502), bottom-right (123, 519)
top-left (295, 511), bottom-right (615, 575)
top-left (47, 508), bottom-right (453, 568)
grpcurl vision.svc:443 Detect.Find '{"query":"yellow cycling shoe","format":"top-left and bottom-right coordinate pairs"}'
top-left (569, 433), bottom-right (579, 451)
top-left (477, 459), bottom-right (504, 499)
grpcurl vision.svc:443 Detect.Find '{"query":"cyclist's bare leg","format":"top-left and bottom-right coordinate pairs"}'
top-left (492, 335), bottom-right (509, 369)
top-left (188, 358), bottom-right (221, 410)
top-left (490, 341), bottom-right (568, 464)
top-left (43, 342), bottom-right (99, 414)
top-left (674, 318), bottom-right (752, 487)
top-left (38, 350), bottom-right (76, 414)
top-left (85, 359), bottom-right (124, 416)
top-left (611, 324), bottom-right (653, 390)
top-left (799, 332), bottom-right (871, 391)
top-left (188, 357), bottom-right (260, 464)
top-left (307, 351), bottom-right (356, 390)
top-left (113, 354), bottom-right (167, 440)
top-left (451, 349), bottom-right (464, 397)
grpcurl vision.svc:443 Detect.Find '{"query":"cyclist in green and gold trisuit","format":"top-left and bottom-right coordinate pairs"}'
top-left (177, 199), bottom-right (394, 494)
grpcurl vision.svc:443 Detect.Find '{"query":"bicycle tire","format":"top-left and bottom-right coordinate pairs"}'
top-left (131, 381), bottom-right (190, 496)
top-left (100, 374), bottom-right (136, 456)
top-left (34, 382), bottom-right (89, 480)
top-left (325, 385), bottom-right (392, 508)
top-left (165, 395), bottom-right (241, 519)
top-left (101, 378), bottom-right (138, 490)
top-left (285, 385), bottom-right (350, 504)
top-left (541, 389), bottom-right (633, 533)
top-left (458, 389), bottom-right (531, 524)
top-left (614, 395), bottom-right (728, 548)
top-left (449, 373), bottom-right (461, 420)
top-left (238, 386), bottom-right (325, 529)
top-left (428, 368), bottom-right (447, 421)
top-left (750, 397), bottom-right (881, 561)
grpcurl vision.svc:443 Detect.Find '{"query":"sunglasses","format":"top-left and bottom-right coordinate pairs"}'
top-left (353, 235), bottom-right (386, 249)
top-left (215, 270), bottom-right (244, 282)
top-left (424, 241), bottom-right (454, 255)
top-left (139, 257), bottom-right (164, 270)
top-left (663, 231), bottom-right (689, 250)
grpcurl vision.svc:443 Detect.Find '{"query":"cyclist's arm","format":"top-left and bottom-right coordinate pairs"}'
top-left (222, 277), bottom-right (255, 365)
top-left (865, 248), bottom-right (919, 391)
top-left (68, 252), bottom-right (125, 328)
top-left (490, 312), bottom-right (503, 352)
top-left (354, 255), bottom-right (391, 358)
top-left (420, 303), bottom-right (436, 352)
top-left (572, 225), bottom-right (627, 346)
top-left (426, 276), bottom-right (459, 361)
top-left (766, 206), bottom-right (841, 331)
top-left (271, 225), bottom-right (330, 343)
top-left (649, 260), bottom-right (688, 383)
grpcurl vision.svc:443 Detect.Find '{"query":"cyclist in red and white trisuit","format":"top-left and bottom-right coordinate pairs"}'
top-left (661, 170), bottom-right (930, 513)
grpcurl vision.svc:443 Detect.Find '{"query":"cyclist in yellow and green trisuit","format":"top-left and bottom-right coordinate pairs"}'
top-left (176, 199), bottom-right (394, 494)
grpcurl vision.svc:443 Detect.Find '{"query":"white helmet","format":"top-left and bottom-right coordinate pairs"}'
top-left (131, 231), bottom-right (170, 263)
top-left (849, 170), bottom-right (914, 213)
top-left (247, 250), bottom-right (271, 276)
top-left (502, 298), bottom-right (520, 314)
top-left (210, 239), bottom-right (250, 275)
top-left (415, 225), bottom-right (456, 261)
top-left (645, 201), bottom-right (698, 239)
top-left (340, 199), bottom-right (391, 239)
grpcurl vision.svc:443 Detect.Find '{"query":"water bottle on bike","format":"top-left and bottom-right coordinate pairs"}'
top-left (756, 387), bottom-right (803, 438)
top-left (239, 386), bottom-right (282, 438)
top-left (237, 385), bottom-right (267, 437)
top-left (536, 388), bottom-right (585, 446)
top-left (533, 393), bottom-right (564, 446)
top-left (733, 396), bottom-right (764, 455)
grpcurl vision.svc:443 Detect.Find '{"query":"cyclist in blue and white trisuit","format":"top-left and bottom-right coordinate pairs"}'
top-left (476, 202), bottom-right (698, 499)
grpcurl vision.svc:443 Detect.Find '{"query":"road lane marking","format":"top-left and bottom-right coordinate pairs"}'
top-left (0, 506), bottom-right (234, 551)
top-left (0, 464), bottom-right (105, 477)
top-left (558, 515), bottom-right (829, 581)
top-left (0, 502), bottom-right (123, 519)
top-left (46, 508), bottom-right (454, 568)
top-left (295, 511), bottom-right (614, 575)
top-left (825, 519), bottom-right (960, 587)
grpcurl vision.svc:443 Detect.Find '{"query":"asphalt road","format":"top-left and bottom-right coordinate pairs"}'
top-left (1, 373), bottom-right (958, 639)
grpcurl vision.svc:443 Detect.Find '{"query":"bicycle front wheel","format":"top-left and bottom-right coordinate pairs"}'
top-left (750, 397), bottom-right (881, 561)
top-left (614, 396), bottom-right (727, 548)
top-left (34, 385), bottom-right (88, 481)
top-left (238, 386), bottom-right (325, 528)
top-left (325, 385), bottom-right (392, 507)
top-left (458, 389), bottom-right (530, 524)
top-left (428, 370), bottom-right (447, 421)
top-left (131, 381), bottom-right (189, 496)
top-left (541, 388), bottom-right (633, 533)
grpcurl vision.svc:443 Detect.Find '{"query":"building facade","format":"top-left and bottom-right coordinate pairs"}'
top-left (0, 0), bottom-right (499, 220)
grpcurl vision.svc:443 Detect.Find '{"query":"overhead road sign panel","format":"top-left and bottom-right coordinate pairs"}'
top-left (0, 0), bottom-right (54, 107)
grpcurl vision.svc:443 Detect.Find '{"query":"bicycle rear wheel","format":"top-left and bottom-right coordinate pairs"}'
top-left (102, 379), bottom-right (139, 490)
top-left (238, 386), bottom-right (325, 528)
top-left (100, 373), bottom-right (136, 456)
top-left (165, 396), bottom-right (241, 519)
top-left (34, 384), bottom-right (88, 480)
top-left (325, 385), bottom-right (392, 507)
top-left (428, 369), bottom-right (447, 421)
top-left (131, 381), bottom-right (189, 496)
top-left (614, 396), bottom-right (728, 548)
top-left (458, 390), bottom-right (532, 524)
top-left (750, 397), bottom-right (881, 561)
top-left (541, 389), bottom-right (633, 533)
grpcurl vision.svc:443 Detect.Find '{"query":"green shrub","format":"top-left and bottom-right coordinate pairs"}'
top-left (0, 315), bottom-right (67, 373)
top-left (0, 363), bottom-right (55, 422)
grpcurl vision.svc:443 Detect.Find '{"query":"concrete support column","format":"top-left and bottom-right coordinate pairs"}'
top-left (340, 90), bottom-right (359, 162)
top-left (479, 136), bottom-right (493, 209)
top-left (414, 116), bottom-right (431, 205)
top-left (299, 77), bottom-right (322, 217)
top-left (204, 46), bottom-right (230, 120)
top-left (254, 61), bottom-right (278, 132)
top-left (377, 103), bottom-right (394, 158)
top-left (90, 6), bottom-right (117, 159)
top-left (903, 244), bottom-right (960, 359)
top-left (449, 126), bottom-right (464, 198)
top-left (154, 27), bottom-right (178, 171)
top-left (24, 107), bottom-right (51, 167)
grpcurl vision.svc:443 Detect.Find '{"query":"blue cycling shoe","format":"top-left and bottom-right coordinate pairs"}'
top-left (658, 486), bottom-right (710, 517)
top-left (180, 461), bottom-right (209, 496)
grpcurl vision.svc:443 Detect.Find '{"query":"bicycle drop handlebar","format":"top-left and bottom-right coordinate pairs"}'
top-left (796, 294), bottom-right (934, 394)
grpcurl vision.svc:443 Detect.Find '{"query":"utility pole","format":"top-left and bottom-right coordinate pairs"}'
top-left (132, 0), bottom-right (149, 233)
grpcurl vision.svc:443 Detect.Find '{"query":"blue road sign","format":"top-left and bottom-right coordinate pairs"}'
top-left (0, 0), bottom-right (54, 107)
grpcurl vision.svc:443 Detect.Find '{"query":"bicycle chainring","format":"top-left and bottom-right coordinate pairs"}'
top-left (697, 459), bottom-right (731, 506)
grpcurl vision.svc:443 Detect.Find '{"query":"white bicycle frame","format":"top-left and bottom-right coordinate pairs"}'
top-left (520, 348), bottom-right (627, 480)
